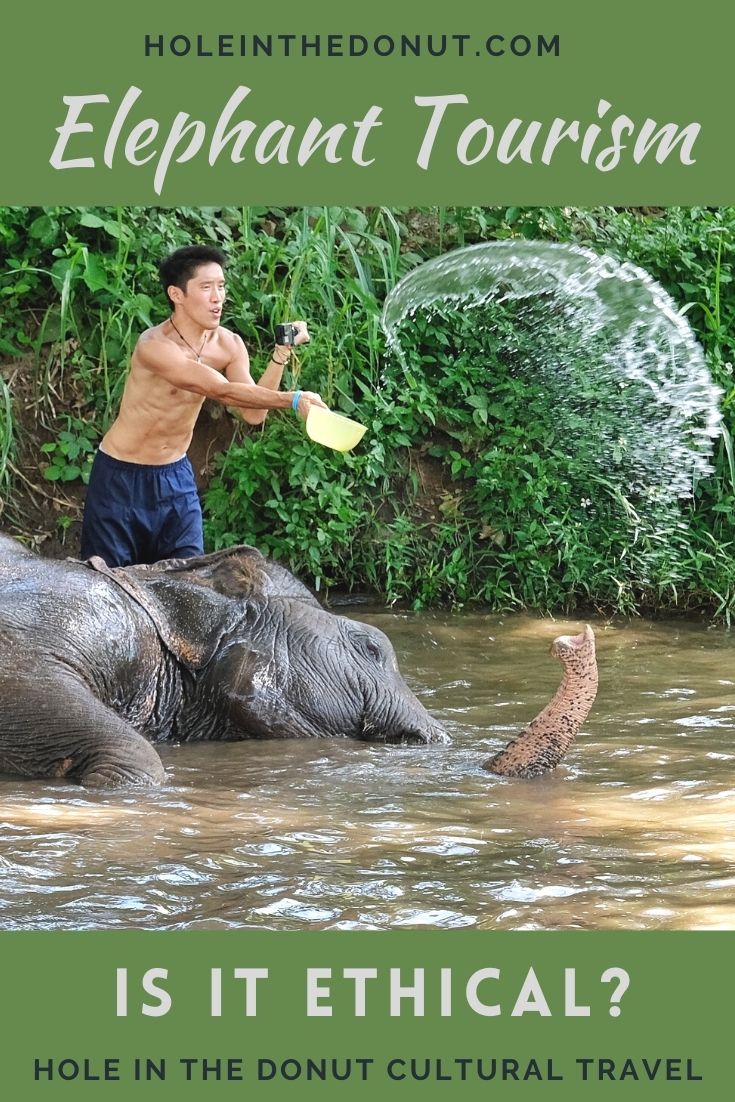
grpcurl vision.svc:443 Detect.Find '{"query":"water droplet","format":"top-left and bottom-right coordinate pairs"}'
top-left (380, 242), bottom-right (721, 518)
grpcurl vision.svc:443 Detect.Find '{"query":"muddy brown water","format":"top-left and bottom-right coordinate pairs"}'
top-left (1, 612), bottom-right (734, 931)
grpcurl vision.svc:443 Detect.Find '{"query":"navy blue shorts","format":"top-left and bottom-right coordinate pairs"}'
top-left (80, 450), bottom-right (204, 567)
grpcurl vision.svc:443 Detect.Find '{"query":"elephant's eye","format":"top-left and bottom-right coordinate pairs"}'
top-left (354, 633), bottom-right (385, 665)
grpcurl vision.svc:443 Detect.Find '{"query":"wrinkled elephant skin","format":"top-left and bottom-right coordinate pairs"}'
top-left (485, 625), bottom-right (598, 778)
top-left (0, 535), bottom-right (447, 788)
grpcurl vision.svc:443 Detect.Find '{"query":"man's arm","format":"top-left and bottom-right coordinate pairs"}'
top-left (226, 323), bottom-right (311, 427)
top-left (136, 332), bottom-right (324, 418)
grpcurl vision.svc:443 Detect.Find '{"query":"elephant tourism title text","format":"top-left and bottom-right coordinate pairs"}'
top-left (115, 964), bottom-right (632, 1018)
top-left (49, 85), bottom-right (701, 196)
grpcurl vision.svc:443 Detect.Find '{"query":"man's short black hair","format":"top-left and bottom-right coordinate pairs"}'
top-left (159, 245), bottom-right (227, 305)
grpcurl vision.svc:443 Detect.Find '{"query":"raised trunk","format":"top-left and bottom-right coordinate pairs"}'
top-left (484, 625), bottom-right (598, 779)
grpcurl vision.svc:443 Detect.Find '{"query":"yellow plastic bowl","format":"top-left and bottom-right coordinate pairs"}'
top-left (306, 407), bottom-right (367, 452)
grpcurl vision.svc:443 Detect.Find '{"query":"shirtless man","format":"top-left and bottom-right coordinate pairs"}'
top-left (80, 244), bottom-right (326, 567)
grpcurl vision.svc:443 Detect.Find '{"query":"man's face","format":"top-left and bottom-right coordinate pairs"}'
top-left (170, 262), bottom-right (227, 328)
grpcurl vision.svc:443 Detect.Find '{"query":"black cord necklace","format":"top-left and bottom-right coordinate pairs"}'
top-left (170, 317), bottom-right (208, 362)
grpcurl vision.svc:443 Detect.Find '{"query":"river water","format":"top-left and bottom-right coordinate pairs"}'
top-left (1, 612), bottom-right (733, 931)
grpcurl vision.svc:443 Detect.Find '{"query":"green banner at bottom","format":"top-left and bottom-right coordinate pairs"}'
top-left (0, 931), bottom-right (727, 1097)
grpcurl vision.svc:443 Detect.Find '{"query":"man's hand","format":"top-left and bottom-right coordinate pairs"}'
top-left (295, 391), bottom-right (328, 419)
top-left (291, 321), bottom-right (310, 347)
top-left (276, 321), bottom-right (311, 355)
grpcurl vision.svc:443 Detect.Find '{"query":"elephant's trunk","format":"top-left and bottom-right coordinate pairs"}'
top-left (483, 625), bottom-right (598, 779)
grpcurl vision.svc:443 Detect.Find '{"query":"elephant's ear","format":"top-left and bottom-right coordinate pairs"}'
top-left (138, 575), bottom-right (251, 669)
top-left (129, 544), bottom-right (318, 604)
top-left (109, 545), bottom-right (317, 668)
top-left (129, 545), bottom-right (270, 599)
top-left (82, 552), bottom-right (259, 669)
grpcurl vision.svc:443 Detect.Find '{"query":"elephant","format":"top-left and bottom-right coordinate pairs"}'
top-left (0, 534), bottom-right (598, 789)
top-left (0, 533), bottom-right (447, 787)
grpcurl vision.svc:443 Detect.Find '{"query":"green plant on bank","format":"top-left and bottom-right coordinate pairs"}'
top-left (39, 416), bottom-right (97, 484)
top-left (0, 377), bottom-right (14, 507)
top-left (1, 204), bottom-right (734, 616)
top-left (373, 302), bottom-right (704, 612)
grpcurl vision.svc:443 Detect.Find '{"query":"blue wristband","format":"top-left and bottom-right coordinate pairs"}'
top-left (291, 390), bottom-right (303, 411)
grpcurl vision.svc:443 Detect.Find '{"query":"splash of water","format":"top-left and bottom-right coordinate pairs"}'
top-left (381, 241), bottom-right (722, 503)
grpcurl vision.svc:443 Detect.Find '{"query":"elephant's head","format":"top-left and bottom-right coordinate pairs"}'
top-left (119, 546), bottom-right (448, 746)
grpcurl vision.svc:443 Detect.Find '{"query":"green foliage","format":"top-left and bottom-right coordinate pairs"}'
top-left (371, 303), bottom-right (701, 611)
top-left (39, 416), bottom-right (97, 484)
top-left (205, 416), bottom-right (367, 590)
top-left (1, 204), bottom-right (735, 616)
top-left (0, 377), bottom-right (14, 506)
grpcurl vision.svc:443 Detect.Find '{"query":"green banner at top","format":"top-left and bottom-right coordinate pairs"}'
top-left (1, 0), bottom-right (733, 205)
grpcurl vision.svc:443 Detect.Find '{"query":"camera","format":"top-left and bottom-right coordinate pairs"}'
top-left (275, 323), bottom-right (299, 346)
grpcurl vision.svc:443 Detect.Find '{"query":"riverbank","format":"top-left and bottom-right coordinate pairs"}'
top-left (1, 206), bottom-right (734, 617)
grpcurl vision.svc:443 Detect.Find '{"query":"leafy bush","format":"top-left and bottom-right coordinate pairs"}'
top-left (2, 204), bottom-right (734, 616)
top-left (0, 377), bottom-right (14, 508)
top-left (39, 416), bottom-right (97, 484)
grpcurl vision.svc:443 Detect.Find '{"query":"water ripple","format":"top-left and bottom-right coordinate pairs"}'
top-left (2, 613), bottom-right (735, 930)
